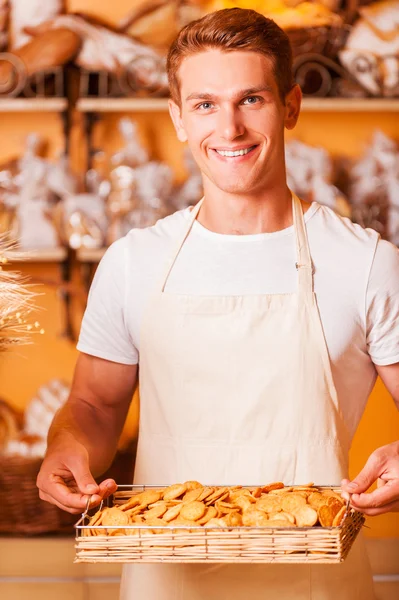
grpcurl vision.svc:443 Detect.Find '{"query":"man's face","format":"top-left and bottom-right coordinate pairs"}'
top-left (169, 49), bottom-right (300, 196)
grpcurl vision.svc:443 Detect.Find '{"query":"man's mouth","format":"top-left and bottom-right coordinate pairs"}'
top-left (213, 145), bottom-right (257, 158)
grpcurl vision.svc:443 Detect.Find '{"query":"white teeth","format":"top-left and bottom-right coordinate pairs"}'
top-left (215, 147), bottom-right (253, 157)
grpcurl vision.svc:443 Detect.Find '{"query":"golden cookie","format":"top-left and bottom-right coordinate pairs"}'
top-left (130, 515), bottom-right (144, 524)
top-left (281, 493), bottom-right (307, 513)
top-left (233, 496), bottom-right (253, 511)
top-left (197, 506), bottom-right (217, 525)
top-left (261, 482), bottom-right (285, 493)
top-left (119, 494), bottom-right (142, 511)
top-left (269, 511), bottom-right (296, 524)
top-left (327, 496), bottom-right (344, 517)
top-left (269, 487), bottom-right (294, 495)
top-left (224, 511), bottom-right (243, 526)
top-left (144, 504), bottom-right (168, 520)
top-left (180, 501), bottom-right (206, 521)
top-left (197, 487), bottom-right (215, 502)
top-left (183, 488), bottom-right (203, 503)
top-left (266, 519), bottom-right (294, 527)
top-left (205, 487), bottom-right (229, 504)
top-left (332, 505), bottom-right (346, 527)
top-left (229, 489), bottom-right (253, 501)
top-left (163, 484), bottom-right (187, 501)
top-left (293, 506), bottom-right (318, 527)
top-left (256, 496), bottom-right (282, 513)
top-left (184, 481), bottom-right (203, 491)
top-left (321, 490), bottom-right (345, 503)
top-left (204, 518), bottom-right (228, 527)
top-left (308, 492), bottom-right (327, 509)
top-left (138, 490), bottom-right (163, 507)
top-left (102, 507), bottom-right (129, 527)
top-left (163, 504), bottom-right (183, 522)
top-left (242, 508), bottom-right (269, 526)
top-left (145, 518), bottom-right (168, 534)
top-left (318, 504), bottom-right (334, 527)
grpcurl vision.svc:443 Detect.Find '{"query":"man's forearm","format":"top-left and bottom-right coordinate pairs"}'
top-left (47, 396), bottom-right (122, 477)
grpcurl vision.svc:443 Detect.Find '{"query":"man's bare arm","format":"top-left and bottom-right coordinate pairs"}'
top-left (37, 353), bottom-right (138, 513)
top-left (341, 362), bottom-right (399, 515)
top-left (376, 362), bottom-right (399, 409)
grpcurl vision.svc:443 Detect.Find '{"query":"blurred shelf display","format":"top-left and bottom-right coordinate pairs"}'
top-left (77, 247), bottom-right (106, 262)
top-left (300, 98), bottom-right (399, 112)
top-left (76, 97), bottom-right (399, 113)
top-left (0, 98), bottom-right (68, 112)
top-left (5, 248), bottom-right (68, 263)
top-left (77, 97), bottom-right (169, 112)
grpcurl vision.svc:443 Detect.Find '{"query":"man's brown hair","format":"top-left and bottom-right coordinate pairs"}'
top-left (167, 8), bottom-right (294, 106)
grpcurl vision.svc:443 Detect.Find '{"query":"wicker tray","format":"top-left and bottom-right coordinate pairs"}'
top-left (75, 485), bottom-right (365, 564)
top-left (0, 447), bottom-right (135, 535)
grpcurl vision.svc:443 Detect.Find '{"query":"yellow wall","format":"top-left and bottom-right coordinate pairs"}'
top-left (0, 0), bottom-right (398, 539)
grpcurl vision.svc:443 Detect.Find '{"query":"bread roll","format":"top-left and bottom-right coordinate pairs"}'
top-left (10, 0), bottom-right (65, 49)
top-left (0, 28), bottom-right (81, 94)
top-left (0, 398), bottom-right (22, 452)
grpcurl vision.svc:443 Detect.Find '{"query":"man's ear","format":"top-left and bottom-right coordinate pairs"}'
top-left (284, 84), bottom-right (302, 130)
top-left (169, 99), bottom-right (188, 142)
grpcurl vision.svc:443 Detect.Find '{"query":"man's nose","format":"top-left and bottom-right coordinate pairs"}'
top-left (217, 107), bottom-right (245, 140)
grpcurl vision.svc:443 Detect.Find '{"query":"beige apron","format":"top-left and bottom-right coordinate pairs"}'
top-left (121, 194), bottom-right (375, 599)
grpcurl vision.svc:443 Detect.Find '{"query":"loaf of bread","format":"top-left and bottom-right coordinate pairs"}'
top-left (9, 0), bottom-right (64, 49)
top-left (0, 28), bottom-right (81, 94)
top-left (0, 0), bottom-right (9, 51)
top-left (0, 398), bottom-right (22, 452)
top-left (26, 14), bottom-right (168, 92)
top-left (119, 0), bottom-right (181, 51)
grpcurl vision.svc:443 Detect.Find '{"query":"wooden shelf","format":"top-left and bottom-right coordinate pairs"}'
top-left (5, 248), bottom-right (67, 263)
top-left (77, 247), bottom-right (106, 262)
top-left (0, 98), bottom-right (68, 112)
top-left (76, 97), bottom-right (399, 113)
top-left (77, 97), bottom-right (169, 112)
top-left (300, 98), bottom-right (399, 112)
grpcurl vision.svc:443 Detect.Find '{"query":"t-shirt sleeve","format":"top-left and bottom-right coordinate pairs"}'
top-left (76, 238), bottom-right (138, 365)
top-left (366, 238), bottom-right (399, 366)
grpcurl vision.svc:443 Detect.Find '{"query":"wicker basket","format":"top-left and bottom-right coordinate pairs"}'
top-left (287, 24), bottom-right (350, 60)
top-left (0, 455), bottom-right (77, 535)
top-left (0, 447), bottom-right (136, 535)
top-left (75, 485), bottom-right (365, 564)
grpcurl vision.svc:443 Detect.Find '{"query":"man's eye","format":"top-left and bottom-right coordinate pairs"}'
top-left (243, 96), bottom-right (260, 105)
top-left (197, 102), bottom-right (213, 110)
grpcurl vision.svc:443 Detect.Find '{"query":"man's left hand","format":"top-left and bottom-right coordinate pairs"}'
top-left (341, 441), bottom-right (399, 515)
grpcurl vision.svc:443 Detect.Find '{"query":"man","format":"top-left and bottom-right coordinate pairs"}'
top-left (37, 8), bottom-right (399, 599)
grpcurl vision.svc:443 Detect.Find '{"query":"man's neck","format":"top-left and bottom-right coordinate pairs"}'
top-left (197, 182), bottom-right (296, 235)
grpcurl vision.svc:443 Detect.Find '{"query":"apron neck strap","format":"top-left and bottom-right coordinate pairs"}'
top-left (160, 194), bottom-right (313, 295)
top-left (292, 193), bottom-right (313, 295)
top-left (161, 198), bottom-right (203, 292)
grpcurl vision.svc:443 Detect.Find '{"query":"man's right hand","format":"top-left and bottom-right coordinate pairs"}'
top-left (37, 435), bottom-right (117, 514)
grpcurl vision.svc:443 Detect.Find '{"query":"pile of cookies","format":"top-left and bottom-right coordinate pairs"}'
top-left (84, 482), bottom-right (348, 536)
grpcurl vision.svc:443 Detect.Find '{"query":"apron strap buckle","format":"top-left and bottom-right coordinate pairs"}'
top-left (295, 262), bottom-right (314, 272)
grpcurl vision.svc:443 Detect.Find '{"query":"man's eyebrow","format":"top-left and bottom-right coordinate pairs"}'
top-left (185, 86), bottom-right (273, 103)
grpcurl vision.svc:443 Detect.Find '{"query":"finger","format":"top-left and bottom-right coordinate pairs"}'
top-left (343, 453), bottom-right (383, 494)
top-left (39, 489), bottom-right (84, 515)
top-left (98, 479), bottom-right (117, 499)
top-left (350, 482), bottom-right (399, 509)
top-left (340, 479), bottom-right (351, 502)
top-left (352, 499), bottom-right (399, 516)
top-left (46, 474), bottom-right (103, 510)
top-left (67, 456), bottom-right (100, 495)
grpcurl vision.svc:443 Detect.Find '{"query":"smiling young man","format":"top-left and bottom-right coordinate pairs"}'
top-left (38, 8), bottom-right (399, 599)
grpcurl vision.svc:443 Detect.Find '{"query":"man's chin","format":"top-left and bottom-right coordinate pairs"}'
top-left (210, 180), bottom-right (255, 195)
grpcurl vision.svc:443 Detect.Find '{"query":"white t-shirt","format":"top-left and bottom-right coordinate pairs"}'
top-left (77, 202), bottom-right (399, 439)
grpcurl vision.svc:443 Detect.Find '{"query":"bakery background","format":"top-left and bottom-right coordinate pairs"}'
top-left (0, 1), bottom-right (398, 598)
